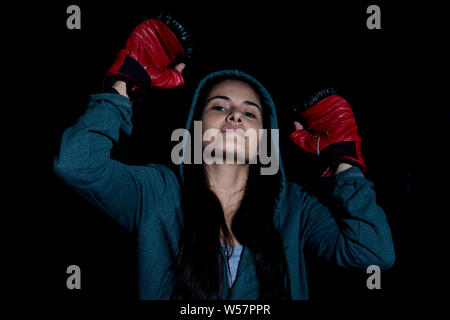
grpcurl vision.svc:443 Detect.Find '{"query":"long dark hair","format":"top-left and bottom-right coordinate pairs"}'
top-left (170, 75), bottom-right (291, 300)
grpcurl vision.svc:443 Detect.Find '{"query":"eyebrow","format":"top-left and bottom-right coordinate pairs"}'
top-left (206, 95), bottom-right (261, 111)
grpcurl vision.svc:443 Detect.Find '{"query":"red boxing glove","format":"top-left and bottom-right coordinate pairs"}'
top-left (289, 91), bottom-right (366, 177)
top-left (104, 14), bottom-right (192, 97)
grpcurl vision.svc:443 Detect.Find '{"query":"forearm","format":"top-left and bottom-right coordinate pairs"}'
top-left (53, 92), bottom-right (133, 177)
top-left (332, 167), bottom-right (396, 269)
top-left (53, 92), bottom-right (143, 231)
top-left (303, 167), bottom-right (395, 270)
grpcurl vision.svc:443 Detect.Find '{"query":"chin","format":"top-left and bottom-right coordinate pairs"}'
top-left (221, 144), bottom-right (257, 165)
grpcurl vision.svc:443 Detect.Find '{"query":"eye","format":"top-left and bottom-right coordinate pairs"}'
top-left (212, 105), bottom-right (226, 112)
top-left (244, 112), bottom-right (256, 118)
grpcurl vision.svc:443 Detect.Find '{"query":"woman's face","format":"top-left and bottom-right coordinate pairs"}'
top-left (201, 80), bottom-right (263, 163)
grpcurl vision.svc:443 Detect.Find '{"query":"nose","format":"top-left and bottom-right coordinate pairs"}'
top-left (226, 109), bottom-right (243, 123)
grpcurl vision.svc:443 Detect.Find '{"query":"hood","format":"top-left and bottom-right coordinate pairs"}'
top-left (178, 69), bottom-right (287, 228)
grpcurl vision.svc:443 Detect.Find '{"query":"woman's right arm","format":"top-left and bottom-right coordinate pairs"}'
top-left (53, 82), bottom-right (172, 233)
top-left (53, 15), bottom-right (192, 233)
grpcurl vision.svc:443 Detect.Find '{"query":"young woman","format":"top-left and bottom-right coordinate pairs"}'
top-left (53, 15), bottom-right (395, 300)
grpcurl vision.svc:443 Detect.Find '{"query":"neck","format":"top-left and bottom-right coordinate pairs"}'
top-left (204, 163), bottom-right (249, 245)
top-left (204, 163), bottom-right (249, 195)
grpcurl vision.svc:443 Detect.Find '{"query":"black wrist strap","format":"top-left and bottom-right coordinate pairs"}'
top-left (103, 87), bottom-right (120, 94)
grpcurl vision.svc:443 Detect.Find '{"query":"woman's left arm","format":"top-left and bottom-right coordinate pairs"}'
top-left (290, 89), bottom-right (395, 270)
top-left (299, 165), bottom-right (396, 270)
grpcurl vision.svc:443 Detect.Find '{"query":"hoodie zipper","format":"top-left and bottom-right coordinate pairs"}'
top-left (221, 245), bottom-right (246, 299)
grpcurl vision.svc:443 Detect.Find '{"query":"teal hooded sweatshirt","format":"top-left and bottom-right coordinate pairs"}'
top-left (53, 70), bottom-right (395, 300)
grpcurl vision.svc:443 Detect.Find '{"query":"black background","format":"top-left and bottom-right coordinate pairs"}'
top-left (11, 0), bottom-right (449, 313)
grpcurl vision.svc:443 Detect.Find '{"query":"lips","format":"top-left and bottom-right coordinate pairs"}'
top-left (221, 126), bottom-right (245, 137)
